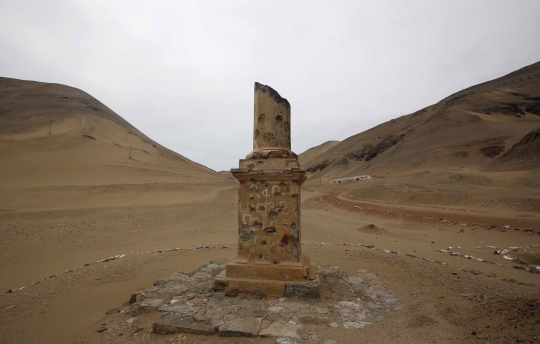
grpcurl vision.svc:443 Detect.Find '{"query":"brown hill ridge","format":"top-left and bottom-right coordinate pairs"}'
top-left (302, 61), bottom-right (540, 212)
top-left (303, 61), bottom-right (540, 178)
top-left (487, 126), bottom-right (540, 171)
top-left (0, 77), bottom-right (226, 188)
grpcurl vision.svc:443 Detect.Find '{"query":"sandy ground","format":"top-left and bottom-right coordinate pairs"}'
top-left (1, 184), bottom-right (539, 344)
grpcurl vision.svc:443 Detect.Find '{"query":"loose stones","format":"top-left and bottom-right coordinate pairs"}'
top-left (100, 260), bottom-right (401, 340)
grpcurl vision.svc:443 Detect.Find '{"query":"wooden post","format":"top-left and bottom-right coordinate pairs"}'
top-left (129, 146), bottom-right (132, 159)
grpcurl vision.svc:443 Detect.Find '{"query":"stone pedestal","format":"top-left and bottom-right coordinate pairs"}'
top-left (214, 82), bottom-right (319, 298)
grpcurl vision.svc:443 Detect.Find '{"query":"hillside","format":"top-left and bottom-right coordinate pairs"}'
top-left (298, 140), bottom-right (340, 167)
top-left (302, 61), bottom-right (540, 212)
top-left (0, 77), bottom-right (226, 189)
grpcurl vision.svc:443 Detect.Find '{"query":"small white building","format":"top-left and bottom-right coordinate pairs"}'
top-left (330, 175), bottom-right (371, 184)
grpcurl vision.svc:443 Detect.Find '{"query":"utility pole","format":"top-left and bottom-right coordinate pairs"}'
top-left (46, 120), bottom-right (52, 135)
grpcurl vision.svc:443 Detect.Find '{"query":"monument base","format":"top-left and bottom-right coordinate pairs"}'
top-left (213, 258), bottom-right (320, 299)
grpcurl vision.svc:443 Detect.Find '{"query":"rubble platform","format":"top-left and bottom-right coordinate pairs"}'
top-left (98, 260), bottom-right (402, 341)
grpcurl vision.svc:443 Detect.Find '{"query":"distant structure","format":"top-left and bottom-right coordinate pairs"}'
top-left (214, 82), bottom-right (319, 298)
top-left (330, 175), bottom-right (371, 184)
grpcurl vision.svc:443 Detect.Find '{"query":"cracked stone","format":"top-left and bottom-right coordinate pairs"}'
top-left (153, 314), bottom-right (222, 335)
top-left (218, 317), bottom-right (262, 337)
top-left (276, 338), bottom-right (298, 344)
top-left (343, 321), bottom-right (370, 329)
top-left (260, 322), bottom-right (300, 338)
top-left (158, 304), bottom-right (200, 314)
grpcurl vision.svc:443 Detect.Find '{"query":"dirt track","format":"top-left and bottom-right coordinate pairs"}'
top-left (320, 193), bottom-right (540, 231)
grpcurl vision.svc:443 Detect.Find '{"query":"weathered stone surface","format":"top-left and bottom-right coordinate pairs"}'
top-left (321, 339), bottom-right (338, 344)
top-left (213, 272), bottom-right (229, 291)
top-left (338, 301), bottom-right (366, 322)
top-left (284, 284), bottom-right (295, 297)
top-left (276, 338), bottom-right (298, 344)
top-left (298, 315), bottom-right (331, 325)
top-left (259, 322), bottom-right (300, 339)
top-left (343, 321), bottom-right (370, 329)
top-left (107, 261), bottom-right (401, 341)
top-left (266, 308), bottom-right (294, 323)
top-left (218, 317), bottom-right (262, 337)
top-left (105, 307), bottom-right (121, 315)
top-left (157, 304), bottom-right (200, 314)
top-left (130, 302), bottom-right (158, 316)
top-left (142, 298), bottom-right (165, 307)
top-left (294, 280), bottom-right (320, 300)
top-left (153, 314), bottom-right (221, 335)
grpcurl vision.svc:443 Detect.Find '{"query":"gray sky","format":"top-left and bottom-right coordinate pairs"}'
top-left (1, 1), bottom-right (539, 171)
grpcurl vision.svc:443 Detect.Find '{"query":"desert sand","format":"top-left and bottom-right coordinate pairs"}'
top-left (1, 65), bottom-right (540, 343)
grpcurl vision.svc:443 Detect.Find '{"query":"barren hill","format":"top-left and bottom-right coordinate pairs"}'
top-left (0, 77), bottom-right (225, 189)
top-left (302, 61), bottom-right (540, 212)
top-left (298, 140), bottom-right (340, 167)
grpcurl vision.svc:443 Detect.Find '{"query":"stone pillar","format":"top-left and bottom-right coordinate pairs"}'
top-left (214, 82), bottom-right (319, 299)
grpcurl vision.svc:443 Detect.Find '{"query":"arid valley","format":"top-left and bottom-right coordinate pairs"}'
top-left (1, 58), bottom-right (540, 344)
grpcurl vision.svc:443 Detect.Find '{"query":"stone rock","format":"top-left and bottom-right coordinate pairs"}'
top-left (142, 298), bottom-right (165, 307)
top-left (130, 302), bottom-right (158, 316)
top-left (338, 301), bottom-right (367, 322)
top-left (348, 276), bottom-right (366, 293)
top-left (294, 280), bottom-right (320, 300)
top-left (158, 304), bottom-right (200, 315)
top-left (325, 277), bottom-right (355, 298)
top-left (153, 314), bottom-right (222, 335)
top-left (266, 308), bottom-right (294, 323)
top-left (366, 302), bottom-right (382, 310)
top-left (343, 321), bottom-right (370, 329)
top-left (284, 284), bottom-right (295, 297)
top-left (260, 322), bottom-right (300, 338)
top-left (276, 338), bottom-right (298, 344)
top-left (218, 317), bottom-right (262, 337)
top-left (348, 276), bottom-right (365, 284)
top-left (470, 270), bottom-right (482, 275)
top-left (303, 332), bottom-right (319, 341)
top-left (106, 307), bottom-right (121, 315)
top-left (299, 315), bottom-right (330, 325)
top-left (186, 298), bottom-right (206, 306)
top-left (128, 293), bottom-right (138, 305)
top-left (268, 306), bottom-right (283, 312)
top-left (213, 276), bottom-right (229, 291)
top-left (321, 340), bottom-right (338, 344)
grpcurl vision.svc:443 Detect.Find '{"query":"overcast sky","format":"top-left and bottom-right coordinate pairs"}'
top-left (1, 1), bottom-right (539, 171)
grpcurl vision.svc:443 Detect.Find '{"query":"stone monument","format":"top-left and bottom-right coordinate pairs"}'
top-left (214, 82), bottom-right (319, 298)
